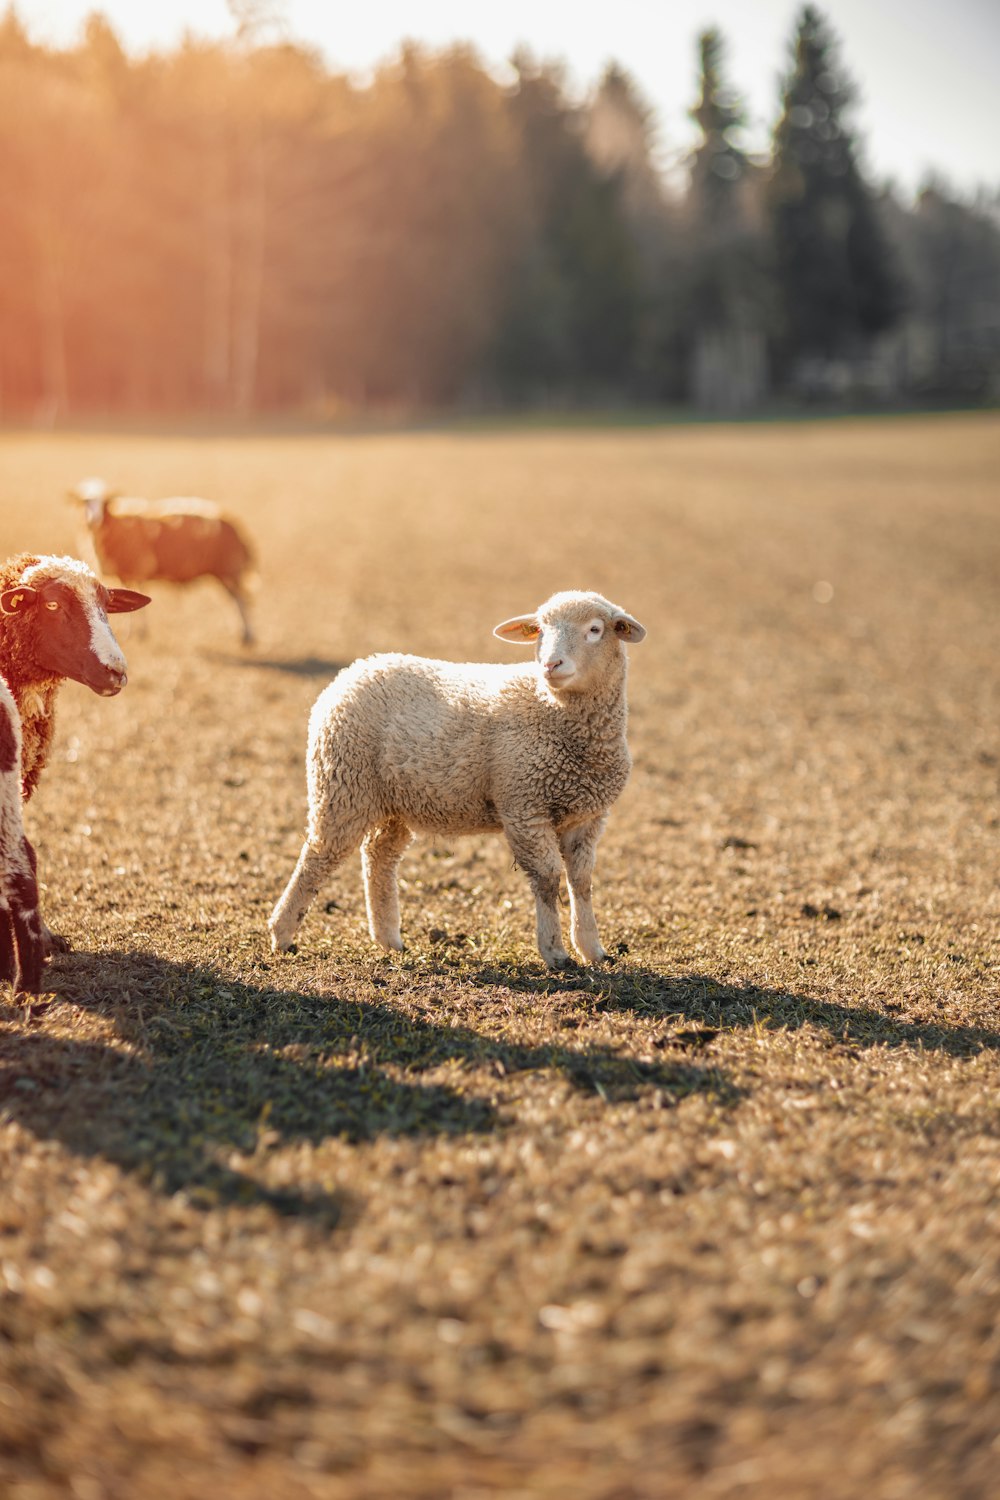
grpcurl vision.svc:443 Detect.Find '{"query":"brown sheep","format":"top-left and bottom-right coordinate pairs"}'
top-left (0, 681), bottom-right (43, 994)
top-left (69, 478), bottom-right (257, 646)
top-left (0, 552), bottom-right (149, 799)
top-left (0, 553), bottom-right (149, 959)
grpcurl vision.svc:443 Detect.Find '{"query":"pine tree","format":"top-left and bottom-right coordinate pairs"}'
top-left (684, 29), bottom-right (769, 410)
top-left (689, 29), bottom-right (748, 232)
top-left (492, 54), bottom-right (641, 399)
top-left (767, 5), bottom-right (903, 368)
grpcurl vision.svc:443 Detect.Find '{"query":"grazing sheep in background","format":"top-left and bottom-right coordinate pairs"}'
top-left (68, 477), bottom-right (257, 647)
top-left (0, 682), bottom-right (43, 994)
top-left (0, 553), bottom-right (149, 952)
top-left (269, 590), bottom-right (646, 969)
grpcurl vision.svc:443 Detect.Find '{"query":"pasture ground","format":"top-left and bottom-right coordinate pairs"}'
top-left (0, 413), bottom-right (998, 1499)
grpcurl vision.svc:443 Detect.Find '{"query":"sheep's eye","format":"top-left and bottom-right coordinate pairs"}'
top-left (45, 600), bottom-right (59, 612)
top-left (585, 619), bottom-right (604, 642)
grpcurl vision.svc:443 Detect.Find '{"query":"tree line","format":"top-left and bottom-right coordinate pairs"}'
top-left (0, 3), bottom-right (997, 417)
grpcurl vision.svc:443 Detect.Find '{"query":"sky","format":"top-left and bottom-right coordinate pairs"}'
top-left (18, 0), bottom-right (1000, 198)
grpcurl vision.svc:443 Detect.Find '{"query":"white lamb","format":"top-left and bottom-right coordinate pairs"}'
top-left (268, 590), bottom-right (646, 969)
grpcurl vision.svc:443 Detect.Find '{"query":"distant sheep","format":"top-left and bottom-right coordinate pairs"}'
top-left (268, 590), bottom-right (646, 969)
top-left (0, 682), bottom-right (43, 994)
top-left (0, 553), bottom-right (149, 956)
top-left (69, 478), bottom-right (257, 646)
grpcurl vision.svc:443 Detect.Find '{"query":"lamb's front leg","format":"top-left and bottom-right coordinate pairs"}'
top-left (503, 817), bottom-right (569, 969)
top-left (559, 815), bottom-right (609, 964)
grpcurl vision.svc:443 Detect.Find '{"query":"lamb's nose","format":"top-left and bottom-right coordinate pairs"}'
top-left (544, 658), bottom-right (563, 675)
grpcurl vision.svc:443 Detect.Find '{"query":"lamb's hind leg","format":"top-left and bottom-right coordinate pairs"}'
top-left (362, 817), bottom-right (412, 951)
top-left (268, 811), bottom-right (367, 953)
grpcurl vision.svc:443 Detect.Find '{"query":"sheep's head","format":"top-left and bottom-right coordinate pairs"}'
top-left (66, 477), bottom-right (119, 528)
top-left (494, 590), bottom-right (646, 695)
top-left (1, 555), bottom-right (150, 696)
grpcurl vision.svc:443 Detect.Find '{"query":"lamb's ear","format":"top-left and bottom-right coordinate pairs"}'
top-left (613, 613), bottom-right (646, 643)
top-left (0, 586), bottom-right (38, 616)
top-left (105, 588), bottom-right (152, 614)
top-left (493, 613), bottom-right (541, 644)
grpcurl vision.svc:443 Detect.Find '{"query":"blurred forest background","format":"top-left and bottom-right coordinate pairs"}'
top-left (0, 2), bottom-right (998, 419)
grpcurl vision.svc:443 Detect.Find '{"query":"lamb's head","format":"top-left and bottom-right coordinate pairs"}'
top-left (0, 555), bottom-right (150, 696)
top-left (67, 477), bottom-right (119, 528)
top-left (494, 590), bottom-right (646, 695)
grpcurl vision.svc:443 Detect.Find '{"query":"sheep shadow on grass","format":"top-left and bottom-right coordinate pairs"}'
top-left (0, 949), bottom-right (738, 1222)
top-left (204, 651), bottom-right (347, 678)
top-left (467, 960), bottom-right (1000, 1058)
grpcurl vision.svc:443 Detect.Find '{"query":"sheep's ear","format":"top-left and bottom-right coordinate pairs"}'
top-left (105, 588), bottom-right (152, 614)
top-left (613, 613), bottom-right (646, 643)
top-left (0, 586), bottom-right (38, 616)
top-left (493, 613), bottom-right (541, 644)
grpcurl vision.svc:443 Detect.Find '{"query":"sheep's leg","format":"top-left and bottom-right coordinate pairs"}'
top-left (9, 901), bottom-right (44, 996)
top-left (21, 840), bottom-right (68, 956)
top-left (0, 909), bottom-right (15, 987)
top-left (361, 817), bottom-right (412, 952)
top-left (1, 861), bottom-right (44, 994)
top-left (559, 816), bottom-right (609, 964)
top-left (268, 819), bottom-right (365, 953)
top-left (220, 580), bottom-right (255, 648)
top-left (503, 819), bottom-right (569, 969)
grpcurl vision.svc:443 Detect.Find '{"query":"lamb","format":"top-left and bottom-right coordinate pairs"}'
top-left (0, 554), bottom-right (150, 956)
top-left (68, 477), bottom-right (257, 646)
top-left (268, 590), bottom-right (646, 969)
top-left (0, 682), bottom-right (43, 994)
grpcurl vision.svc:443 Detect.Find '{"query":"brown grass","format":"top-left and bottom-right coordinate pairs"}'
top-left (1, 412), bottom-right (998, 1499)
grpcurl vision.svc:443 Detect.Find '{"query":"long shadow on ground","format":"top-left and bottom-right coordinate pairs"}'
top-left (8, 948), bottom-right (986, 1224)
top-left (204, 651), bottom-right (347, 678)
top-left (0, 950), bottom-right (736, 1222)
top-left (468, 960), bottom-right (1000, 1057)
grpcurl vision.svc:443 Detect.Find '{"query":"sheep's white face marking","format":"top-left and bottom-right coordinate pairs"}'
top-left (82, 591), bottom-right (128, 682)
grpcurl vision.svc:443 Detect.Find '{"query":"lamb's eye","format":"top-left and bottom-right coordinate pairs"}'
top-left (585, 619), bottom-right (604, 642)
top-left (45, 600), bottom-right (59, 612)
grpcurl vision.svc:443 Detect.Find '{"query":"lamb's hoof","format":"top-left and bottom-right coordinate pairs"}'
top-left (375, 936), bottom-right (405, 954)
top-left (545, 952), bottom-right (572, 971)
top-left (41, 928), bottom-right (71, 958)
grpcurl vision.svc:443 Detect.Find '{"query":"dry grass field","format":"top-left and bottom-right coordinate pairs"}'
top-left (0, 412), bottom-right (998, 1499)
